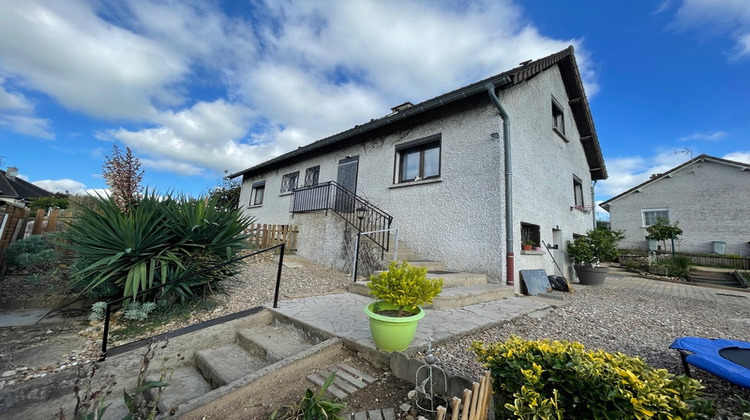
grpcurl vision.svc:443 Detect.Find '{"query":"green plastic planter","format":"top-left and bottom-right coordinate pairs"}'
top-left (364, 301), bottom-right (425, 352)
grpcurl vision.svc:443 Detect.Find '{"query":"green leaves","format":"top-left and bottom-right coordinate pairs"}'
top-left (367, 261), bottom-right (443, 316)
top-left (567, 227), bottom-right (625, 267)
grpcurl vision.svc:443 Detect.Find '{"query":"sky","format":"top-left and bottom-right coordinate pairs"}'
top-left (0, 0), bottom-right (748, 218)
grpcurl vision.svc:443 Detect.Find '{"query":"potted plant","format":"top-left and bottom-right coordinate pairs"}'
top-left (521, 239), bottom-right (535, 251)
top-left (566, 228), bottom-right (624, 285)
top-left (364, 261), bottom-right (443, 352)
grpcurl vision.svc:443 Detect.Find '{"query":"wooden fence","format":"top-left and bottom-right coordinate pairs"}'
top-left (245, 224), bottom-right (298, 251)
top-left (655, 253), bottom-right (750, 270)
top-left (0, 206), bottom-right (75, 273)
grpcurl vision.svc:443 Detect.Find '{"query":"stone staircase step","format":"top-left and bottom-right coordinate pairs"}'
top-left (194, 344), bottom-right (267, 388)
top-left (427, 283), bottom-right (516, 310)
top-left (305, 363), bottom-right (374, 402)
top-left (149, 367), bottom-right (211, 414)
top-left (428, 270), bottom-right (487, 287)
top-left (237, 322), bottom-right (315, 363)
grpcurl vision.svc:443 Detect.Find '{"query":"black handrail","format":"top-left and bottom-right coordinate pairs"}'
top-left (290, 181), bottom-right (393, 253)
top-left (99, 243), bottom-right (285, 361)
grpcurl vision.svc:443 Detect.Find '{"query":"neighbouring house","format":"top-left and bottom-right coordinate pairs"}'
top-left (600, 155), bottom-right (750, 256)
top-left (0, 167), bottom-right (54, 206)
top-left (229, 46), bottom-right (607, 291)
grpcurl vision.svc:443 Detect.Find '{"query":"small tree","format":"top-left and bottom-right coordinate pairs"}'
top-left (103, 145), bottom-right (144, 212)
top-left (646, 217), bottom-right (683, 252)
top-left (207, 174), bottom-right (242, 210)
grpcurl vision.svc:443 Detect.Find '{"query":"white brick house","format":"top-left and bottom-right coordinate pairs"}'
top-left (600, 155), bottom-right (750, 256)
top-left (229, 46), bottom-right (607, 291)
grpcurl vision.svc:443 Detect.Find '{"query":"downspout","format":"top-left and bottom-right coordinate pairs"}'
top-left (486, 78), bottom-right (514, 286)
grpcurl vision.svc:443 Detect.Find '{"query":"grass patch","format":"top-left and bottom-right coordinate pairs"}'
top-left (111, 297), bottom-right (219, 340)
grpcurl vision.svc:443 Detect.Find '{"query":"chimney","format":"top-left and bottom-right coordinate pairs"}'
top-left (6, 167), bottom-right (18, 179)
top-left (390, 102), bottom-right (414, 113)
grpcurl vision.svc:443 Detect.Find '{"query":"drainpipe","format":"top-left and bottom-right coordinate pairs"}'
top-left (486, 78), bottom-right (514, 286)
top-left (591, 180), bottom-right (598, 229)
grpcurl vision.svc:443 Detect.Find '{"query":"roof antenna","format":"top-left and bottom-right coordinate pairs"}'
top-left (675, 147), bottom-right (695, 173)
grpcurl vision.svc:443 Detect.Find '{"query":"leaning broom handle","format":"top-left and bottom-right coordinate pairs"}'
top-left (451, 396), bottom-right (462, 420)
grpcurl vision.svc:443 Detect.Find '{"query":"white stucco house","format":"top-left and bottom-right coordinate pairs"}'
top-left (600, 155), bottom-right (750, 256)
top-left (229, 46), bottom-right (607, 291)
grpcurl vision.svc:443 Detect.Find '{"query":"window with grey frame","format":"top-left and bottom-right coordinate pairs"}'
top-left (573, 176), bottom-right (584, 206)
top-left (552, 96), bottom-right (566, 139)
top-left (395, 134), bottom-right (441, 183)
top-left (250, 181), bottom-right (265, 206)
top-left (280, 171), bottom-right (299, 193)
top-left (304, 166), bottom-right (320, 187)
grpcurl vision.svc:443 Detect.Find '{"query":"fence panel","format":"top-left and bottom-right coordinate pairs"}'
top-left (655, 254), bottom-right (750, 270)
top-left (245, 223), bottom-right (298, 252)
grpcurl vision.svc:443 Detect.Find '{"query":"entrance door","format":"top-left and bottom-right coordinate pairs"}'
top-left (335, 156), bottom-right (359, 213)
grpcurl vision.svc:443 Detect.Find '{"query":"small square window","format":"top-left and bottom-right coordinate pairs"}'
top-left (552, 96), bottom-right (566, 138)
top-left (642, 209), bottom-right (669, 227)
top-left (304, 166), bottom-right (320, 187)
top-left (250, 181), bottom-right (265, 206)
top-left (280, 171), bottom-right (299, 193)
top-left (521, 222), bottom-right (541, 247)
top-left (395, 134), bottom-right (441, 183)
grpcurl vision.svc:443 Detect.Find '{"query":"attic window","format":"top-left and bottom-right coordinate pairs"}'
top-left (551, 96), bottom-right (567, 141)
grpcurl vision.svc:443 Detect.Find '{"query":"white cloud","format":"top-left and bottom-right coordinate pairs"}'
top-left (32, 178), bottom-right (87, 194)
top-left (0, 79), bottom-right (54, 138)
top-left (678, 130), bottom-right (727, 142)
top-left (670, 0), bottom-right (750, 59)
top-left (723, 151), bottom-right (750, 164)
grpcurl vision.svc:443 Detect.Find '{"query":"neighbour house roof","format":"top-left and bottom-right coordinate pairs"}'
top-left (229, 46), bottom-right (607, 181)
top-left (0, 168), bottom-right (54, 202)
top-left (599, 154), bottom-right (750, 211)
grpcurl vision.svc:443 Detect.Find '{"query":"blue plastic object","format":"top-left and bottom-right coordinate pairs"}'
top-left (670, 337), bottom-right (750, 389)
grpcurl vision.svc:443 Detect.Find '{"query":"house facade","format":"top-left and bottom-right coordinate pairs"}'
top-left (600, 155), bottom-right (750, 256)
top-left (230, 47), bottom-right (607, 291)
top-left (0, 167), bottom-right (53, 206)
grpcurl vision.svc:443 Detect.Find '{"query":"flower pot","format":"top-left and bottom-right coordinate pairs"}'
top-left (364, 301), bottom-right (425, 352)
top-left (574, 265), bottom-right (609, 286)
top-left (521, 244), bottom-right (533, 251)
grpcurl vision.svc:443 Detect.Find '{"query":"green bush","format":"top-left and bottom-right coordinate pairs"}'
top-left (58, 191), bottom-right (253, 302)
top-left (567, 228), bottom-right (625, 267)
top-left (367, 260), bottom-right (443, 317)
top-left (471, 336), bottom-right (712, 419)
top-left (7, 235), bottom-right (60, 270)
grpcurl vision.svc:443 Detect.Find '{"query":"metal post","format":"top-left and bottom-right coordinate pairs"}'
top-left (273, 243), bottom-right (285, 308)
top-left (99, 302), bottom-right (112, 361)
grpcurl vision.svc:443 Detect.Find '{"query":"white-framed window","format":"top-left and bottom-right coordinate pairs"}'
top-left (573, 176), bottom-right (584, 206)
top-left (552, 96), bottom-right (567, 140)
top-left (304, 166), bottom-right (320, 187)
top-left (250, 181), bottom-right (265, 206)
top-left (395, 134), bottom-right (441, 183)
top-left (642, 209), bottom-right (669, 227)
top-left (280, 171), bottom-right (299, 193)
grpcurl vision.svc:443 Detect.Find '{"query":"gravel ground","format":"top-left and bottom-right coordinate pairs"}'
top-left (427, 283), bottom-right (750, 417)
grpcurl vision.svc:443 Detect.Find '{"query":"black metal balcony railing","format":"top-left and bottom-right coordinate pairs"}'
top-left (290, 181), bottom-right (393, 253)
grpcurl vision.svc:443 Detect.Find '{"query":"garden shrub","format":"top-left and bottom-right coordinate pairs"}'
top-left (471, 336), bottom-right (712, 419)
top-left (6, 235), bottom-right (59, 270)
top-left (59, 191), bottom-right (253, 302)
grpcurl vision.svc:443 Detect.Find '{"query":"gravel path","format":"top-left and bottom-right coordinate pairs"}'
top-left (429, 281), bottom-right (750, 417)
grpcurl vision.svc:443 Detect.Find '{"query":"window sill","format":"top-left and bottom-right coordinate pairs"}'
top-left (247, 204), bottom-right (263, 209)
top-left (279, 191), bottom-right (293, 197)
top-left (553, 128), bottom-right (569, 143)
top-left (521, 250), bottom-right (545, 255)
top-left (389, 178), bottom-right (443, 189)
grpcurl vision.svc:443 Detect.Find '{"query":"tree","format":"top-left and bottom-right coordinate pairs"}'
top-left (28, 193), bottom-right (69, 211)
top-left (207, 173), bottom-right (242, 210)
top-left (646, 217), bottom-right (683, 252)
top-left (103, 145), bottom-right (144, 212)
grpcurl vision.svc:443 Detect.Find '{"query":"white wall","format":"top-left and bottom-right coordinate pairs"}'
top-left (238, 63), bottom-right (599, 290)
top-left (608, 160), bottom-right (750, 256)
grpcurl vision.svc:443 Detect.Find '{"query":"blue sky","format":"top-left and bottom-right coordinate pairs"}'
top-left (1, 1), bottom-right (748, 218)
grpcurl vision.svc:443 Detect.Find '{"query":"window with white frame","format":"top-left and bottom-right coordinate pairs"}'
top-left (395, 134), bottom-right (441, 183)
top-left (250, 181), bottom-right (265, 206)
top-left (642, 209), bottom-right (669, 226)
top-left (280, 171), bottom-right (299, 193)
top-left (304, 166), bottom-right (320, 187)
top-left (573, 176), bottom-right (584, 206)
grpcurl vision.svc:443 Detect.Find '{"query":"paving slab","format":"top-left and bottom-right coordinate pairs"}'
top-left (0, 309), bottom-right (69, 327)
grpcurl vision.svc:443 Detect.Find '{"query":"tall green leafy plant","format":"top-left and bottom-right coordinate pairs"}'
top-left (367, 260), bottom-right (443, 317)
top-left (59, 192), bottom-right (253, 301)
top-left (567, 228), bottom-right (625, 267)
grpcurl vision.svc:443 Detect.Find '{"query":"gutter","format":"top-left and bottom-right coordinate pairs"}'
top-left (485, 78), bottom-right (514, 286)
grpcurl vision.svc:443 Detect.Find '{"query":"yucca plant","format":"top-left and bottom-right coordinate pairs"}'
top-left (58, 191), bottom-right (253, 302)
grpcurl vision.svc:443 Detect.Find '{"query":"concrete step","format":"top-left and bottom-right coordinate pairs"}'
top-left (427, 283), bottom-right (516, 310)
top-left (194, 343), bottom-right (268, 388)
top-left (306, 363), bottom-right (376, 401)
top-left (349, 271), bottom-right (491, 301)
top-left (429, 270), bottom-right (488, 287)
top-left (149, 367), bottom-right (211, 414)
top-left (237, 322), bottom-right (316, 363)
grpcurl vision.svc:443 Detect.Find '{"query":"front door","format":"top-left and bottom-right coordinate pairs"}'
top-left (335, 156), bottom-right (359, 213)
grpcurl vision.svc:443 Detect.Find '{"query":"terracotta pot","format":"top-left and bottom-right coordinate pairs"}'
top-left (521, 244), bottom-right (533, 251)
